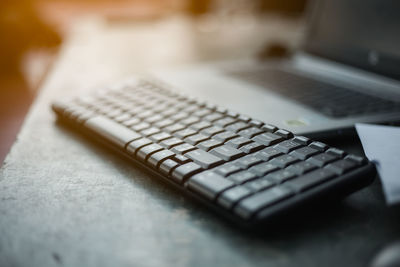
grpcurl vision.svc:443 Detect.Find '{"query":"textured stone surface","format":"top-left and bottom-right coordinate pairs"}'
top-left (1, 17), bottom-right (400, 267)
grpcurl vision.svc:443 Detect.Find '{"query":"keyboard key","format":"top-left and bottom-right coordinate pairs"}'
top-left (164, 123), bottom-right (186, 133)
top-left (261, 124), bottom-right (278, 133)
top-left (106, 109), bottom-right (123, 118)
top-left (126, 138), bottom-right (153, 155)
top-left (174, 128), bottom-right (197, 139)
top-left (201, 125), bottom-right (224, 136)
top-left (187, 172), bottom-right (235, 200)
top-left (326, 148), bottom-right (346, 158)
top-left (114, 113), bottom-right (131, 123)
top-left (252, 132), bottom-right (284, 146)
top-left (290, 146), bottom-right (319, 160)
top-left (151, 104), bottom-right (170, 113)
top-left (217, 186), bottom-right (252, 209)
top-left (170, 112), bottom-right (189, 122)
top-left (193, 109), bottom-right (212, 117)
top-left (128, 106), bottom-right (145, 116)
top-left (226, 122), bottom-right (251, 133)
top-left (122, 117), bottom-right (141, 127)
top-left (171, 162), bottom-right (203, 183)
top-left (84, 116), bottom-right (142, 148)
top-left (136, 143), bottom-right (164, 161)
top-left (285, 161), bottom-right (317, 175)
top-left (214, 163), bottom-right (242, 177)
top-left (185, 134), bottom-right (210, 145)
top-left (239, 142), bottom-right (265, 153)
top-left (266, 169), bottom-right (296, 183)
top-left (52, 100), bottom-right (71, 114)
top-left (146, 114), bottom-right (164, 124)
top-left (159, 159), bottom-right (179, 175)
top-left (186, 149), bottom-right (224, 169)
top-left (161, 109), bottom-right (180, 118)
top-left (224, 110), bottom-right (237, 117)
top-left (141, 127), bottom-right (161, 137)
top-left (254, 147), bottom-right (283, 161)
top-left (245, 177), bottom-right (274, 192)
top-left (226, 136), bottom-right (252, 148)
top-left (147, 149), bottom-right (175, 168)
top-left (173, 102), bottom-right (189, 110)
top-left (345, 155), bottom-right (367, 165)
top-left (234, 186), bottom-right (293, 219)
top-left (190, 121), bottom-right (212, 131)
top-left (136, 110), bottom-right (154, 120)
top-left (309, 141), bottom-right (328, 151)
top-left (180, 116), bottom-right (200, 126)
top-left (197, 139), bottom-right (223, 151)
top-left (238, 114), bottom-right (251, 122)
top-left (275, 129), bottom-right (293, 138)
top-left (214, 117), bottom-right (237, 127)
top-left (204, 113), bottom-right (224, 122)
top-left (307, 153), bottom-right (339, 167)
top-left (325, 159), bottom-right (357, 175)
top-left (154, 118), bottom-right (174, 128)
top-left (150, 132), bottom-right (172, 142)
top-left (292, 136), bottom-right (311, 145)
top-left (173, 154), bottom-right (191, 164)
top-left (171, 143), bottom-right (197, 154)
top-left (160, 137), bottom-right (184, 149)
top-left (182, 105), bottom-right (199, 114)
top-left (201, 105), bottom-right (214, 112)
top-left (249, 162), bottom-right (279, 176)
top-left (131, 122), bottom-right (151, 132)
top-left (228, 171), bottom-right (257, 184)
top-left (76, 111), bottom-right (96, 124)
top-left (238, 127), bottom-right (264, 138)
top-left (249, 119), bottom-right (264, 127)
top-left (274, 140), bottom-right (303, 153)
top-left (67, 108), bottom-right (88, 119)
top-left (286, 169), bottom-right (336, 192)
top-left (269, 154), bottom-right (299, 168)
top-left (235, 155), bottom-right (262, 169)
top-left (216, 107), bottom-right (227, 114)
top-left (210, 145), bottom-right (245, 161)
top-left (213, 131), bottom-right (238, 142)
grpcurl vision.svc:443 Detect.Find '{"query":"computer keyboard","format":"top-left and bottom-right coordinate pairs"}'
top-left (229, 68), bottom-right (400, 118)
top-left (52, 79), bottom-right (376, 227)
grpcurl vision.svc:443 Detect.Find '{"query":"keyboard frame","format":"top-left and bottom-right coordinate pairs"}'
top-left (54, 109), bottom-right (376, 229)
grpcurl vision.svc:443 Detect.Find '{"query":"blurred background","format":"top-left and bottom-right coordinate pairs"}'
top-left (0, 0), bottom-right (307, 162)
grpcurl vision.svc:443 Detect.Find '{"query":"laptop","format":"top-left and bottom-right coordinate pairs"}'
top-left (151, 0), bottom-right (400, 138)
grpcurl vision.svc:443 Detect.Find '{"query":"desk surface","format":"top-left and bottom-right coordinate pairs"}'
top-left (1, 16), bottom-right (399, 267)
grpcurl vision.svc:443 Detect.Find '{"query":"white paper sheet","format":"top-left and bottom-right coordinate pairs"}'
top-left (356, 123), bottom-right (400, 205)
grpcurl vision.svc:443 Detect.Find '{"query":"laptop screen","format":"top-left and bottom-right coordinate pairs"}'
top-left (304, 0), bottom-right (400, 80)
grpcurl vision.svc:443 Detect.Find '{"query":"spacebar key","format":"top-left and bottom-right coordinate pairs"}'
top-left (84, 116), bottom-right (141, 148)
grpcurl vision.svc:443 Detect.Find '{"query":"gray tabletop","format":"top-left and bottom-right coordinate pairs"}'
top-left (1, 17), bottom-right (400, 267)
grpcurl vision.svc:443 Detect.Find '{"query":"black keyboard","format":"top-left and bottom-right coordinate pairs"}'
top-left (52, 79), bottom-right (376, 227)
top-left (229, 68), bottom-right (400, 118)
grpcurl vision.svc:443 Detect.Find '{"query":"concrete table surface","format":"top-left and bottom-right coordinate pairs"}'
top-left (1, 16), bottom-right (400, 267)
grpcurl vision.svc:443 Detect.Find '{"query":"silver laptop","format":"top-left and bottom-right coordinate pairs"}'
top-left (152, 0), bottom-right (400, 138)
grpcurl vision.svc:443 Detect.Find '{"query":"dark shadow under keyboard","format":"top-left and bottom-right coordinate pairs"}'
top-left (228, 68), bottom-right (400, 118)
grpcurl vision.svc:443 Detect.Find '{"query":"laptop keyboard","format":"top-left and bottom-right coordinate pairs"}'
top-left (229, 68), bottom-right (400, 118)
top-left (52, 80), bottom-right (375, 226)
